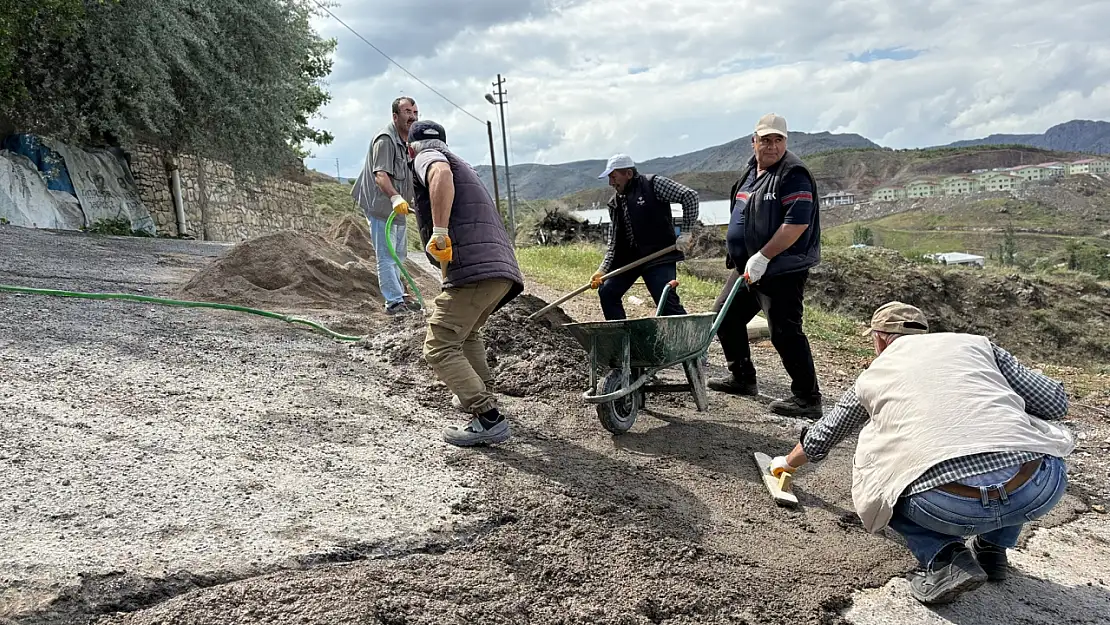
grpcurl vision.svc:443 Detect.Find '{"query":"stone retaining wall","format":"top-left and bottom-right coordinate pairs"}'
top-left (128, 144), bottom-right (328, 241)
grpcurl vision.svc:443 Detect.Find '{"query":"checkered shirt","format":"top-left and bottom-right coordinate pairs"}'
top-left (600, 175), bottom-right (699, 272)
top-left (802, 343), bottom-right (1069, 495)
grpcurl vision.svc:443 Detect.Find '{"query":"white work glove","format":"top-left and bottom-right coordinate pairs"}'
top-left (390, 194), bottom-right (410, 215)
top-left (769, 455), bottom-right (796, 478)
top-left (743, 251), bottom-right (771, 284)
top-left (676, 232), bottom-right (693, 253)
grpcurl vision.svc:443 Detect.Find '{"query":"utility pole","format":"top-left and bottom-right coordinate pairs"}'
top-left (486, 121), bottom-right (501, 215)
top-left (335, 158), bottom-right (341, 182)
top-left (489, 74), bottom-right (516, 245)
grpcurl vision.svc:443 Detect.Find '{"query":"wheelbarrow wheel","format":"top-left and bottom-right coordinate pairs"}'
top-left (597, 369), bottom-right (640, 434)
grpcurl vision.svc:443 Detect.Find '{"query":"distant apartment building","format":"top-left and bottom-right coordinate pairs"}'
top-left (1067, 158), bottom-right (1110, 175)
top-left (905, 180), bottom-right (938, 198)
top-left (868, 155), bottom-right (1105, 203)
top-left (941, 175), bottom-right (979, 195)
top-left (821, 191), bottom-right (856, 206)
top-left (870, 186), bottom-right (905, 202)
top-left (977, 171), bottom-right (1023, 192)
top-left (1037, 162), bottom-right (1067, 178)
top-left (1007, 165), bottom-right (1052, 182)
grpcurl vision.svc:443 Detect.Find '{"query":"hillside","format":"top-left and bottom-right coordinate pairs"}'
top-left (946, 120), bottom-right (1110, 154)
top-left (558, 145), bottom-right (1091, 208)
top-left (476, 130), bottom-right (879, 201)
top-left (685, 247), bottom-right (1110, 366)
top-left (823, 176), bottom-right (1110, 277)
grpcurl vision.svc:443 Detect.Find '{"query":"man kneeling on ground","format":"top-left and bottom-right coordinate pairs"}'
top-left (405, 120), bottom-right (524, 446)
top-left (769, 302), bottom-right (1075, 604)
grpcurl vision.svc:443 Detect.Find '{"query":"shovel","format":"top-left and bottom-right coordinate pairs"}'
top-left (528, 244), bottom-right (679, 321)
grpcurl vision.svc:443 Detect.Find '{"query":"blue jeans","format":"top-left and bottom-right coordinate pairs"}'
top-left (368, 215), bottom-right (407, 307)
top-left (598, 261), bottom-right (686, 320)
top-left (888, 456), bottom-right (1068, 568)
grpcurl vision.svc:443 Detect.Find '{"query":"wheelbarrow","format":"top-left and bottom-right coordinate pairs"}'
top-left (563, 274), bottom-right (747, 434)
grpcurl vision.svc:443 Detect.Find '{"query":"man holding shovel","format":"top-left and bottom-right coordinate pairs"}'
top-left (590, 154), bottom-right (700, 320)
top-left (405, 120), bottom-right (524, 447)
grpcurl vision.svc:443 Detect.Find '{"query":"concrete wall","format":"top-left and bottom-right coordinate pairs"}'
top-left (128, 144), bottom-right (329, 241)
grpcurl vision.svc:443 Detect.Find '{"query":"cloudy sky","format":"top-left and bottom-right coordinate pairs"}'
top-left (307, 0), bottom-right (1110, 179)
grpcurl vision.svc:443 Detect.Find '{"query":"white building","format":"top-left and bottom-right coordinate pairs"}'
top-left (926, 252), bottom-right (986, 268)
top-left (821, 191), bottom-right (856, 206)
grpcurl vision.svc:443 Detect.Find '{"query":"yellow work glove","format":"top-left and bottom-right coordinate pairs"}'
top-left (426, 226), bottom-right (452, 264)
top-left (590, 271), bottom-right (604, 290)
top-left (390, 194), bottom-right (410, 215)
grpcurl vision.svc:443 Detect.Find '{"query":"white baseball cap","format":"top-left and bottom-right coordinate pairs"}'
top-left (598, 153), bottom-right (636, 178)
top-left (754, 113), bottom-right (788, 138)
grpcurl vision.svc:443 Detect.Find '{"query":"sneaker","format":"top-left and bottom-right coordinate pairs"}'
top-left (769, 396), bottom-right (823, 419)
top-left (970, 536), bottom-right (1009, 581)
top-left (443, 416), bottom-right (510, 447)
top-left (908, 545), bottom-right (988, 604)
top-left (385, 301), bottom-right (408, 315)
top-left (707, 375), bottom-right (759, 396)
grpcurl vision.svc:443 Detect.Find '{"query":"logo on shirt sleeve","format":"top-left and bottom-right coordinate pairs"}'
top-left (735, 191), bottom-right (750, 202)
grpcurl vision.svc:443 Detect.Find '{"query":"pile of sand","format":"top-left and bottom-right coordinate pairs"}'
top-left (358, 294), bottom-right (588, 398)
top-left (178, 215), bottom-right (440, 311)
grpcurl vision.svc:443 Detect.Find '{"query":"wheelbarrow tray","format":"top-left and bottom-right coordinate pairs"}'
top-left (565, 312), bottom-right (716, 369)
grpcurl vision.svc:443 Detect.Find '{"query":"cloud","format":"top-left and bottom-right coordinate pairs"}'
top-left (305, 0), bottom-right (1110, 180)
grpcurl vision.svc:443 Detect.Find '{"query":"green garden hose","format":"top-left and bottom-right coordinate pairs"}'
top-left (0, 215), bottom-right (425, 343)
top-left (385, 210), bottom-right (425, 309)
top-left (0, 284), bottom-right (365, 342)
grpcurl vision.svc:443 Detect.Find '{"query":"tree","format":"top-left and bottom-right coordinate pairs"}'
top-left (852, 224), bottom-right (874, 246)
top-left (999, 226), bottom-right (1018, 266)
top-left (0, 0), bottom-right (334, 173)
top-left (0, 1), bottom-right (89, 113)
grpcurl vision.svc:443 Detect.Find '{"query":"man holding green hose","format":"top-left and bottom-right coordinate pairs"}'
top-left (399, 120), bottom-right (524, 447)
top-left (351, 96), bottom-right (422, 315)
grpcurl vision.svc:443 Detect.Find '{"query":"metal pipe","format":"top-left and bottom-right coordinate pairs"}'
top-left (170, 167), bottom-right (187, 237)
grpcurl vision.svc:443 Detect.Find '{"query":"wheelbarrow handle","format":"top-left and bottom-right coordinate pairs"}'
top-left (656, 279), bottom-right (679, 316)
top-left (528, 244), bottom-right (678, 320)
top-left (708, 271), bottom-right (749, 337)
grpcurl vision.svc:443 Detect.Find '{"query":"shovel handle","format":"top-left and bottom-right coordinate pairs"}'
top-left (527, 245), bottom-right (678, 320)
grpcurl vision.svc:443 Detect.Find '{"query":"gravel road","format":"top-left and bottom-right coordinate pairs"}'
top-left (1, 223), bottom-right (1105, 625)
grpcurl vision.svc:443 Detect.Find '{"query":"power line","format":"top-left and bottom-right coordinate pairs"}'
top-left (308, 0), bottom-right (485, 126)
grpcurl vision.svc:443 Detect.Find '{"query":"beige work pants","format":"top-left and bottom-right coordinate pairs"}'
top-left (423, 278), bottom-right (513, 414)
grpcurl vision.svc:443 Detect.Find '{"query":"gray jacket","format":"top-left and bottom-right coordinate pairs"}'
top-left (351, 123), bottom-right (414, 220)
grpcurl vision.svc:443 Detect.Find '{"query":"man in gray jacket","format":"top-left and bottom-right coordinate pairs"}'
top-left (351, 96), bottom-right (420, 314)
top-left (769, 302), bottom-right (1074, 605)
top-left (407, 120), bottom-right (524, 447)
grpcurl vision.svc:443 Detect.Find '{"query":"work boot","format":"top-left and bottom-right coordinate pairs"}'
top-left (769, 395), bottom-right (823, 420)
top-left (385, 301), bottom-right (408, 315)
top-left (443, 413), bottom-right (510, 447)
top-left (909, 545), bottom-right (988, 604)
top-left (970, 536), bottom-right (1009, 581)
top-left (707, 375), bottom-right (759, 397)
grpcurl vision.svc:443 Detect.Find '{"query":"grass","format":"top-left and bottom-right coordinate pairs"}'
top-left (517, 243), bottom-right (873, 358)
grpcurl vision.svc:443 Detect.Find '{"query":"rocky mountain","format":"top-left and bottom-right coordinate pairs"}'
top-left (476, 131), bottom-right (879, 201)
top-left (944, 119), bottom-right (1110, 154)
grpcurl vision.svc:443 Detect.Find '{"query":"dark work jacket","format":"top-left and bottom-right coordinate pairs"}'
top-left (726, 151), bottom-right (821, 278)
top-left (412, 149), bottom-right (524, 311)
top-left (607, 174), bottom-right (683, 269)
